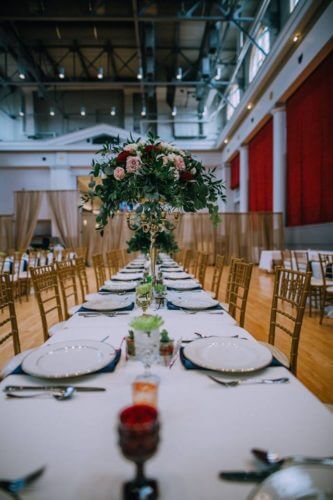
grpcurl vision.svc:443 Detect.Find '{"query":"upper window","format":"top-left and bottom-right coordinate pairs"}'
top-left (226, 84), bottom-right (241, 121)
top-left (290, 0), bottom-right (300, 12)
top-left (249, 27), bottom-right (270, 83)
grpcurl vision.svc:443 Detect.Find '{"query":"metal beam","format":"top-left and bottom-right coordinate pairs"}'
top-left (73, 42), bottom-right (91, 78)
top-left (0, 15), bottom-right (254, 22)
top-left (0, 80), bottom-right (229, 88)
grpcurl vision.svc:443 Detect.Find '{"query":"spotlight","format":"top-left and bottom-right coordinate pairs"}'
top-left (80, 107), bottom-right (86, 116)
top-left (19, 72), bottom-right (25, 80)
top-left (171, 106), bottom-right (177, 117)
top-left (176, 67), bottom-right (183, 80)
top-left (110, 106), bottom-right (116, 116)
top-left (49, 108), bottom-right (55, 116)
top-left (247, 103), bottom-right (253, 110)
top-left (19, 110), bottom-right (25, 117)
top-left (224, 138), bottom-right (228, 144)
top-left (293, 34), bottom-right (300, 43)
top-left (141, 106), bottom-right (146, 117)
top-left (137, 67), bottom-right (143, 80)
top-left (97, 67), bottom-right (103, 79)
top-left (83, 219), bottom-right (88, 226)
top-left (58, 67), bottom-right (65, 79)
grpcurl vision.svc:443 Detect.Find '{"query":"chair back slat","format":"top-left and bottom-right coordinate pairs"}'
top-left (0, 273), bottom-right (21, 354)
top-left (228, 261), bottom-right (253, 328)
top-left (56, 260), bottom-right (79, 319)
top-left (92, 254), bottom-right (107, 291)
top-left (268, 268), bottom-right (311, 374)
top-left (211, 254), bottom-right (225, 299)
top-left (75, 257), bottom-right (89, 301)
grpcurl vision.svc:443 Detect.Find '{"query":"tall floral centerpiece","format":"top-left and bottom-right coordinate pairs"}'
top-left (87, 132), bottom-right (226, 277)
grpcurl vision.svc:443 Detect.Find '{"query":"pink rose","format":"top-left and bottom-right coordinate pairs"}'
top-left (114, 166), bottom-right (125, 180)
top-left (126, 155), bottom-right (142, 173)
top-left (174, 155), bottom-right (186, 171)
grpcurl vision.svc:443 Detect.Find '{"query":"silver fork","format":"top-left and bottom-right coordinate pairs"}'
top-left (208, 375), bottom-right (290, 387)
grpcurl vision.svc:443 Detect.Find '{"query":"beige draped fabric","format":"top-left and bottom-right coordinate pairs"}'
top-left (15, 191), bottom-right (42, 251)
top-left (82, 212), bottom-right (132, 264)
top-left (47, 191), bottom-right (80, 248)
top-left (0, 215), bottom-right (14, 253)
top-left (82, 211), bottom-right (284, 265)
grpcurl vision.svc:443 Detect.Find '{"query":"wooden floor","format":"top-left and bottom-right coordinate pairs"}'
top-left (1, 265), bottom-right (333, 403)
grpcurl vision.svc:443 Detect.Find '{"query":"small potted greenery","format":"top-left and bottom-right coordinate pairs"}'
top-left (153, 283), bottom-right (167, 308)
top-left (159, 329), bottom-right (174, 357)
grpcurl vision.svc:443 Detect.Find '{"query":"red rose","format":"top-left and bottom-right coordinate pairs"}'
top-left (180, 171), bottom-right (194, 181)
top-left (144, 145), bottom-right (158, 154)
top-left (117, 150), bottom-right (131, 163)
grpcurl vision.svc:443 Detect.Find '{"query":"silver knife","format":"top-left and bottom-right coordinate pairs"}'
top-left (4, 385), bottom-right (106, 392)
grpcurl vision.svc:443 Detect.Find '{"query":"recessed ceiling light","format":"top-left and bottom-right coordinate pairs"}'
top-left (137, 67), bottom-right (143, 80)
top-left (80, 107), bottom-right (86, 116)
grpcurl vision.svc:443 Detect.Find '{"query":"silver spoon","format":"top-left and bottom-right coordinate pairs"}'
top-left (6, 386), bottom-right (75, 401)
top-left (251, 448), bottom-right (333, 466)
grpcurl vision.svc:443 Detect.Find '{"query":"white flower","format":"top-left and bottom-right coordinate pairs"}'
top-left (124, 143), bottom-right (138, 152)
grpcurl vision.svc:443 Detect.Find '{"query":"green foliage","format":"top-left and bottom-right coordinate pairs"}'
top-left (127, 228), bottom-right (179, 254)
top-left (160, 328), bottom-right (170, 343)
top-left (86, 134), bottom-right (226, 231)
top-left (130, 314), bottom-right (164, 332)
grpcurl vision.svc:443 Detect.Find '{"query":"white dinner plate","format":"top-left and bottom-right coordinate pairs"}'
top-left (165, 279), bottom-right (200, 290)
top-left (120, 268), bottom-right (143, 273)
top-left (22, 340), bottom-right (116, 379)
top-left (161, 267), bottom-right (183, 272)
top-left (248, 465), bottom-right (333, 499)
top-left (103, 280), bottom-right (138, 291)
top-left (170, 296), bottom-right (218, 309)
top-left (163, 271), bottom-right (192, 280)
top-left (112, 273), bottom-right (143, 281)
top-left (82, 296), bottom-right (133, 311)
top-left (184, 337), bottom-right (272, 372)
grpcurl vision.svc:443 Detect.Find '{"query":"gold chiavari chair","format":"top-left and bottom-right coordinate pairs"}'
top-left (92, 254), bottom-right (107, 291)
top-left (228, 261), bottom-right (253, 328)
top-left (30, 265), bottom-right (64, 341)
top-left (106, 250), bottom-right (120, 279)
top-left (10, 251), bottom-right (26, 302)
top-left (53, 249), bottom-right (61, 262)
top-left (61, 249), bottom-right (72, 261)
top-left (266, 268), bottom-right (311, 374)
top-left (55, 260), bottom-right (80, 319)
top-left (75, 257), bottom-right (90, 302)
top-left (225, 257), bottom-right (243, 305)
top-left (293, 251), bottom-right (309, 272)
top-left (183, 249), bottom-right (193, 273)
top-left (318, 253), bottom-right (333, 325)
top-left (175, 248), bottom-right (185, 266)
top-left (74, 246), bottom-right (88, 260)
top-left (210, 254), bottom-right (225, 299)
top-left (116, 249), bottom-right (125, 269)
top-left (0, 273), bottom-right (21, 356)
top-left (190, 251), bottom-right (200, 277)
top-left (281, 249), bottom-right (294, 270)
top-left (197, 252), bottom-right (209, 287)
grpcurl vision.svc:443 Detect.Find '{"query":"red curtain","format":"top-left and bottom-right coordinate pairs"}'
top-left (286, 50), bottom-right (333, 226)
top-left (248, 118), bottom-right (273, 211)
top-left (230, 153), bottom-right (240, 189)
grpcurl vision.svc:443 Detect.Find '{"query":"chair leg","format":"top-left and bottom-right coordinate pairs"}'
top-left (309, 288), bottom-right (312, 317)
top-left (319, 288), bottom-right (325, 325)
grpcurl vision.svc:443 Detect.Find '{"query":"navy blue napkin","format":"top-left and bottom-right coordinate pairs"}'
top-left (166, 285), bottom-right (202, 291)
top-left (99, 287), bottom-right (136, 294)
top-left (78, 302), bottom-right (134, 313)
top-left (8, 349), bottom-right (121, 376)
top-left (179, 347), bottom-right (285, 370)
top-left (167, 301), bottom-right (223, 311)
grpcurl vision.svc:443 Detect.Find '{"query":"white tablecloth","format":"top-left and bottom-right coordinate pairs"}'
top-left (259, 249), bottom-right (333, 273)
top-left (0, 286), bottom-right (332, 499)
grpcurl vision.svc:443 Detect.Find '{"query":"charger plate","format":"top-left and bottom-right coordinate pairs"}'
top-left (170, 296), bottom-right (218, 309)
top-left (22, 340), bottom-right (116, 379)
top-left (184, 337), bottom-right (272, 373)
top-left (82, 296), bottom-right (132, 311)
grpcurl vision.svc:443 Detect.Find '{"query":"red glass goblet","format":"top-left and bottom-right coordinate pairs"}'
top-left (118, 405), bottom-right (160, 499)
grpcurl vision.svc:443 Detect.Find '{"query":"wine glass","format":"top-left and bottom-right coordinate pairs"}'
top-left (118, 405), bottom-right (160, 500)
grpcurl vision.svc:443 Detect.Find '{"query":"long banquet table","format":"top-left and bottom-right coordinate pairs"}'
top-left (0, 259), bottom-right (333, 500)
